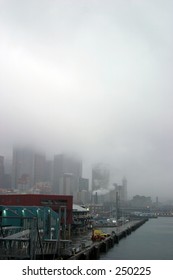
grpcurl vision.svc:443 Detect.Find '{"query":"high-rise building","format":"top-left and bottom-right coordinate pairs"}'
top-left (33, 153), bottom-right (46, 184)
top-left (12, 147), bottom-right (34, 190)
top-left (92, 163), bottom-right (109, 192)
top-left (78, 177), bottom-right (90, 204)
top-left (3, 174), bottom-right (11, 189)
top-left (79, 177), bottom-right (89, 192)
top-left (53, 154), bottom-right (82, 200)
top-left (0, 156), bottom-right (5, 188)
top-left (113, 176), bottom-right (128, 204)
top-left (59, 173), bottom-right (75, 196)
top-left (77, 190), bottom-right (91, 205)
top-left (44, 160), bottom-right (53, 184)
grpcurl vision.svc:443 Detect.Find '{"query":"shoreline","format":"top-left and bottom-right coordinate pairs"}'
top-left (67, 218), bottom-right (148, 260)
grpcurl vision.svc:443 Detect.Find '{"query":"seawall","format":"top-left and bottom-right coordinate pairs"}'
top-left (68, 218), bottom-right (148, 260)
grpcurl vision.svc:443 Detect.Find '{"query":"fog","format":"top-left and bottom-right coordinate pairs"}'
top-left (0, 0), bottom-right (173, 200)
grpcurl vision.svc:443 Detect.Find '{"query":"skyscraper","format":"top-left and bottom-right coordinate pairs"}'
top-left (92, 163), bottom-right (109, 192)
top-left (53, 154), bottom-right (82, 200)
top-left (33, 153), bottom-right (46, 184)
top-left (12, 147), bottom-right (34, 190)
top-left (59, 173), bottom-right (75, 196)
top-left (44, 160), bottom-right (53, 183)
top-left (79, 177), bottom-right (89, 192)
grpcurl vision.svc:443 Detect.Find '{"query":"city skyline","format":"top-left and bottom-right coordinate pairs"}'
top-left (0, 0), bottom-right (173, 201)
top-left (0, 144), bottom-right (162, 202)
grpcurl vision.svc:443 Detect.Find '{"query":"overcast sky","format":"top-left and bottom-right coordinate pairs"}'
top-left (0, 0), bottom-right (173, 200)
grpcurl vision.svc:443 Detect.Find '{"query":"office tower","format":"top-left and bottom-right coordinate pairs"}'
top-left (78, 189), bottom-right (91, 205)
top-left (0, 156), bottom-right (5, 188)
top-left (78, 178), bottom-right (90, 204)
top-left (45, 160), bottom-right (53, 183)
top-left (79, 177), bottom-right (89, 192)
top-left (3, 174), bottom-right (11, 189)
top-left (53, 154), bottom-right (82, 200)
top-left (12, 147), bottom-right (34, 190)
top-left (59, 173), bottom-right (75, 196)
top-left (33, 153), bottom-right (46, 184)
top-left (113, 176), bottom-right (128, 204)
top-left (92, 163), bottom-right (109, 192)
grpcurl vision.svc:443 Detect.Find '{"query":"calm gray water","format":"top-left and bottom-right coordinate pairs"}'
top-left (100, 217), bottom-right (173, 260)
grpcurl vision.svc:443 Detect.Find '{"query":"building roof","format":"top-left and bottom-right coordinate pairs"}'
top-left (73, 204), bottom-right (89, 212)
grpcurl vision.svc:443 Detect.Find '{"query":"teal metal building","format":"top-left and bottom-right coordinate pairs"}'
top-left (0, 205), bottom-right (60, 240)
top-left (0, 205), bottom-right (64, 259)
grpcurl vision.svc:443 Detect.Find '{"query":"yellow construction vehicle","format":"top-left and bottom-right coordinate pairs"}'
top-left (91, 229), bottom-right (110, 241)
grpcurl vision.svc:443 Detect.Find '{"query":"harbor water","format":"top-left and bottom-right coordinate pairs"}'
top-left (100, 217), bottom-right (173, 260)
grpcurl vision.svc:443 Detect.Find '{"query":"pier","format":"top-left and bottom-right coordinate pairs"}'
top-left (68, 218), bottom-right (148, 260)
top-left (0, 203), bottom-right (148, 260)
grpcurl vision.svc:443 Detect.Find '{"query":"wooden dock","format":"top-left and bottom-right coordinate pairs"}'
top-left (68, 218), bottom-right (148, 260)
top-left (0, 218), bottom-right (148, 260)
